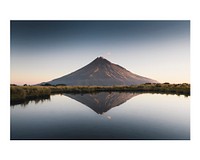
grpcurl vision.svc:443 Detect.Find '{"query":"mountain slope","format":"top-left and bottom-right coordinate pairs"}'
top-left (46, 57), bottom-right (158, 86)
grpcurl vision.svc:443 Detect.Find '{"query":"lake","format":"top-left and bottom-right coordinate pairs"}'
top-left (10, 92), bottom-right (190, 140)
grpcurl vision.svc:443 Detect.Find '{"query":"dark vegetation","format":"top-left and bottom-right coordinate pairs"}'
top-left (11, 96), bottom-right (50, 106)
top-left (11, 83), bottom-right (190, 105)
top-left (10, 86), bottom-right (51, 105)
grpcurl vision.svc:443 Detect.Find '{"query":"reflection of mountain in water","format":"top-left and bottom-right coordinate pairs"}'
top-left (64, 92), bottom-right (139, 114)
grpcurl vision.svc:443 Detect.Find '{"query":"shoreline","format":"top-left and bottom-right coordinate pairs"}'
top-left (10, 83), bottom-right (190, 105)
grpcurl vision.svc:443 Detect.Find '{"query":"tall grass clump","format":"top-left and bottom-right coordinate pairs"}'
top-left (10, 86), bottom-right (51, 104)
top-left (22, 86), bottom-right (51, 98)
top-left (11, 86), bottom-right (26, 102)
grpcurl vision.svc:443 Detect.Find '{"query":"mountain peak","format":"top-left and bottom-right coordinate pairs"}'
top-left (95, 56), bottom-right (106, 61)
top-left (97, 56), bottom-right (104, 59)
top-left (92, 56), bottom-right (111, 65)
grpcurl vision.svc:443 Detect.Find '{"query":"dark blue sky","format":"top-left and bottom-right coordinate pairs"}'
top-left (11, 21), bottom-right (190, 85)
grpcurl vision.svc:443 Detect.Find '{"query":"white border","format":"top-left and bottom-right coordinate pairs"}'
top-left (1, 0), bottom-right (200, 160)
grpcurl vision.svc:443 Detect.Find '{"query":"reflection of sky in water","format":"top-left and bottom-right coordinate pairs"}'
top-left (11, 93), bottom-right (190, 140)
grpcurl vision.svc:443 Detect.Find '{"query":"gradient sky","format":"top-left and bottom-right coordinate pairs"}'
top-left (11, 21), bottom-right (190, 85)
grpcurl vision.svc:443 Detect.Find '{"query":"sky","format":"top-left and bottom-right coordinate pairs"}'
top-left (10, 20), bottom-right (190, 85)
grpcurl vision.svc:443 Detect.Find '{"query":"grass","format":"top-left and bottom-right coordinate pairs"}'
top-left (11, 86), bottom-right (51, 104)
top-left (10, 83), bottom-right (190, 104)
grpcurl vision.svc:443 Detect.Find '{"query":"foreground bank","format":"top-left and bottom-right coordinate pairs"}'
top-left (10, 83), bottom-right (190, 104)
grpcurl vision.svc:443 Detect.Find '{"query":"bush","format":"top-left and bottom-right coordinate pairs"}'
top-left (163, 82), bottom-right (170, 84)
top-left (42, 83), bottom-right (52, 86)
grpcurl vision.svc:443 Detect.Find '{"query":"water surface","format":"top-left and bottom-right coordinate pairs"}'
top-left (11, 92), bottom-right (190, 140)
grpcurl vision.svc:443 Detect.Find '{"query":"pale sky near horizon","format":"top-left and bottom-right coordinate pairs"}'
top-left (10, 21), bottom-right (190, 85)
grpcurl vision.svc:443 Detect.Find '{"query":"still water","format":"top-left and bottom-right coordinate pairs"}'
top-left (11, 92), bottom-right (190, 140)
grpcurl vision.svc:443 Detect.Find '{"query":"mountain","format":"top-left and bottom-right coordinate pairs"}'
top-left (44, 57), bottom-right (158, 86)
top-left (64, 92), bottom-right (139, 114)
